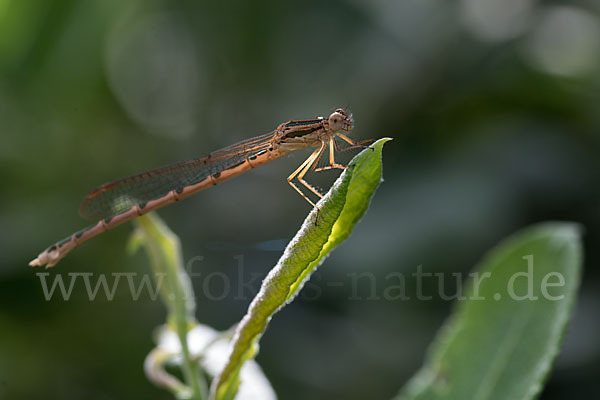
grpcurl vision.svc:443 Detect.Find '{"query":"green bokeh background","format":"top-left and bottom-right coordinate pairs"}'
top-left (1, 1), bottom-right (599, 399)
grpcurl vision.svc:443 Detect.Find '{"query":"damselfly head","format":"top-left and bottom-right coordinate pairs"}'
top-left (328, 108), bottom-right (353, 133)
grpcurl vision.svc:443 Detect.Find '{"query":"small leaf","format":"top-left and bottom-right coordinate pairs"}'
top-left (211, 138), bottom-right (391, 400)
top-left (396, 222), bottom-right (583, 400)
top-left (135, 213), bottom-right (206, 400)
top-left (152, 324), bottom-right (276, 400)
top-left (134, 213), bottom-right (196, 322)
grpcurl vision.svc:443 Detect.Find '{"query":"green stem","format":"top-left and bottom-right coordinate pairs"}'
top-left (135, 213), bottom-right (207, 400)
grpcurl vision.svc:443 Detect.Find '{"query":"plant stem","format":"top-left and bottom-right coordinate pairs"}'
top-left (136, 213), bottom-right (207, 400)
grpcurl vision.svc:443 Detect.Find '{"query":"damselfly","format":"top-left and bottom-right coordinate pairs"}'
top-left (30, 108), bottom-right (370, 268)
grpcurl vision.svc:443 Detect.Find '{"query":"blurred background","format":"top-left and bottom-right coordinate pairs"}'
top-left (1, 0), bottom-right (599, 399)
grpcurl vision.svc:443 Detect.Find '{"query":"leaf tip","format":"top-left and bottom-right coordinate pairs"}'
top-left (530, 221), bottom-right (584, 249)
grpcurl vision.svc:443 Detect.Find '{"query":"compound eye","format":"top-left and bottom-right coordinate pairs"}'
top-left (328, 111), bottom-right (344, 131)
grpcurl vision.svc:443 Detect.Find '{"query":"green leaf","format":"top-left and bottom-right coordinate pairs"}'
top-left (134, 213), bottom-right (207, 400)
top-left (210, 138), bottom-right (392, 400)
top-left (134, 214), bottom-right (197, 330)
top-left (396, 222), bottom-right (583, 400)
